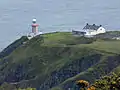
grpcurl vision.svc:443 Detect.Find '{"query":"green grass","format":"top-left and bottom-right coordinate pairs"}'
top-left (1, 31), bottom-right (120, 90)
top-left (42, 32), bottom-right (120, 54)
top-left (42, 32), bottom-right (96, 46)
top-left (51, 87), bottom-right (63, 90)
top-left (78, 40), bottom-right (120, 54)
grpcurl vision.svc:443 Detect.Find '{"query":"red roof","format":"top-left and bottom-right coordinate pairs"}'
top-left (32, 24), bottom-right (39, 27)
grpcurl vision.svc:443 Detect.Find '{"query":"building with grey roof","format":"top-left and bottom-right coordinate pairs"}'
top-left (72, 23), bottom-right (106, 37)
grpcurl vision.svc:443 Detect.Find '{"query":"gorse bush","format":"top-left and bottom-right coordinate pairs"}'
top-left (74, 72), bottom-right (120, 90)
top-left (74, 80), bottom-right (95, 90)
top-left (93, 72), bottom-right (120, 90)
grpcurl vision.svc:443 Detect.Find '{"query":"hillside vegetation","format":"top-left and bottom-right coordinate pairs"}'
top-left (0, 31), bottom-right (120, 90)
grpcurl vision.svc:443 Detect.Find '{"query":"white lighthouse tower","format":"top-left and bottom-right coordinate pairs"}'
top-left (32, 18), bottom-right (39, 35)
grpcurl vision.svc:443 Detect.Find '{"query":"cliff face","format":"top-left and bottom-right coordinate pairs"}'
top-left (0, 32), bottom-right (120, 90)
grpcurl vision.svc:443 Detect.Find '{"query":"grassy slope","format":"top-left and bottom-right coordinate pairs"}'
top-left (80, 41), bottom-right (120, 54)
top-left (50, 32), bottom-right (120, 90)
top-left (0, 36), bottom-right (28, 58)
top-left (0, 32), bottom-right (96, 85)
top-left (0, 32), bottom-right (120, 90)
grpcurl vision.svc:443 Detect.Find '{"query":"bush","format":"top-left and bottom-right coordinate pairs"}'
top-left (93, 72), bottom-right (120, 90)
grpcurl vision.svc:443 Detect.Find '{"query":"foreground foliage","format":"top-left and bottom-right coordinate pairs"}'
top-left (1, 32), bottom-right (120, 90)
top-left (0, 82), bottom-right (36, 90)
top-left (75, 72), bottom-right (120, 90)
top-left (93, 72), bottom-right (120, 90)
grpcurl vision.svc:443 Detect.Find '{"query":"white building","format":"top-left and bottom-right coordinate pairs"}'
top-left (72, 23), bottom-right (106, 37)
top-left (112, 37), bottom-right (120, 40)
top-left (27, 19), bottom-right (43, 40)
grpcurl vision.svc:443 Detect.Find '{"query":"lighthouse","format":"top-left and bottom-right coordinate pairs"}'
top-left (27, 19), bottom-right (42, 40)
top-left (31, 18), bottom-right (39, 35)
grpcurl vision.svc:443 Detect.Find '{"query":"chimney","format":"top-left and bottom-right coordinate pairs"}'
top-left (100, 25), bottom-right (102, 27)
top-left (86, 23), bottom-right (89, 25)
top-left (93, 24), bottom-right (95, 26)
